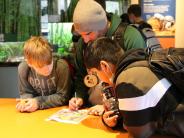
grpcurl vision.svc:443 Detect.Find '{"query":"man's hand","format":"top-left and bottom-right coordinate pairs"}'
top-left (69, 97), bottom-right (83, 110)
top-left (88, 105), bottom-right (104, 116)
top-left (16, 98), bottom-right (38, 112)
top-left (102, 110), bottom-right (118, 127)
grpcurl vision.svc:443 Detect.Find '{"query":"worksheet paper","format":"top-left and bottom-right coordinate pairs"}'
top-left (46, 109), bottom-right (88, 124)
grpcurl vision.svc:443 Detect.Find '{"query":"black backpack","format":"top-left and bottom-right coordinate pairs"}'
top-left (114, 48), bottom-right (184, 95)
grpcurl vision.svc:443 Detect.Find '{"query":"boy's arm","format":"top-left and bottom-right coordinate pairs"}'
top-left (35, 60), bottom-right (73, 109)
top-left (18, 62), bottom-right (35, 98)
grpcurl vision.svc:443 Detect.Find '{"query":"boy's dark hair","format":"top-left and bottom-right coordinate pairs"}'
top-left (128, 4), bottom-right (142, 17)
top-left (84, 37), bottom-right (124, 69)
top-left (120, 13), bottom-right (131, 24)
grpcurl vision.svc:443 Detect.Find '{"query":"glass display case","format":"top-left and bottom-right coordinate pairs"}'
top-left (0, 0), bottom-right (130, 65)
top-left (0, 0), bottom-right (41, 42)
top-left (0, 0), bottom-right (40, 65)
top-left (0, 22), bottom-right (74, 64)
top-left (0, 42), bottom-right (24, 63)
top-left (48, 23), bottom-right (73, 56)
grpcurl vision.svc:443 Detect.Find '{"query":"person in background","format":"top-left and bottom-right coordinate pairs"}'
top-left (16, 36), bottom-right (73, 112)
top-left (84, 37), bottom-right (184, 138)
top-left (127, 4), bottom-right (162, 52)
top-left (127, 4), bottom-right (152, 27)
top-left (69, 0), bottom-right (146, 115)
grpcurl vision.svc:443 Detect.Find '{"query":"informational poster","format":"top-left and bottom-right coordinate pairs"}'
top-left (140, 0), bottom-right (176, 37)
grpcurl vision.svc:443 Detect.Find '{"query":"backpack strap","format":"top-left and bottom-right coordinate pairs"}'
top-left (106, 14), bottom-right (122, 37)
top-left (54, 56), bottom-right (75, 80)
top-left (113, 22), bottom-right (129, 50)
top-left (130, 24), bottom-right (147, 41)
top-left (138, 21), bottom-right (152, 29)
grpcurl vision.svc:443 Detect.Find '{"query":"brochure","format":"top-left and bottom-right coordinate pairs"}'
top-left (46, 109), bottom-right (88, 124)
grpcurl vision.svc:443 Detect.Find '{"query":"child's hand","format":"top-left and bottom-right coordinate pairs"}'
top-left (88, 105), bottom-right (104, 116)
top-left (16, 99), bottom-right (28, 112)
top-left (69, 97), bottom-right (83, 110)
top-left (23, 98), bottom-right (38, 112)
top-left (102, 110), bottom-right (118, 127)
top-left (16, 98), bottom-right (38, 112)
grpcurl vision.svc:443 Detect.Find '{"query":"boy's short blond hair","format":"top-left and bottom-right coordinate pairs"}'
top-left (24, 36), bottom-right (52, 68)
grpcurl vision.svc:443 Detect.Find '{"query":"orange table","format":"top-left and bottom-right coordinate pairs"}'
top-left (0, 98), bottom-right (128, 138)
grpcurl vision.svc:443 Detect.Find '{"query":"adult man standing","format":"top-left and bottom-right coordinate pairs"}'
top-left (69, 0), bottom-right (146, 112)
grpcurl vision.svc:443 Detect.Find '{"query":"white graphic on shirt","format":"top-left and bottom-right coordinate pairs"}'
top-left (28, 76), bottom-right (56, 95)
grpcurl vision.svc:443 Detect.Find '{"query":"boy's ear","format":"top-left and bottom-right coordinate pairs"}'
top-left (100, 60), bottom-right (109, 72)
